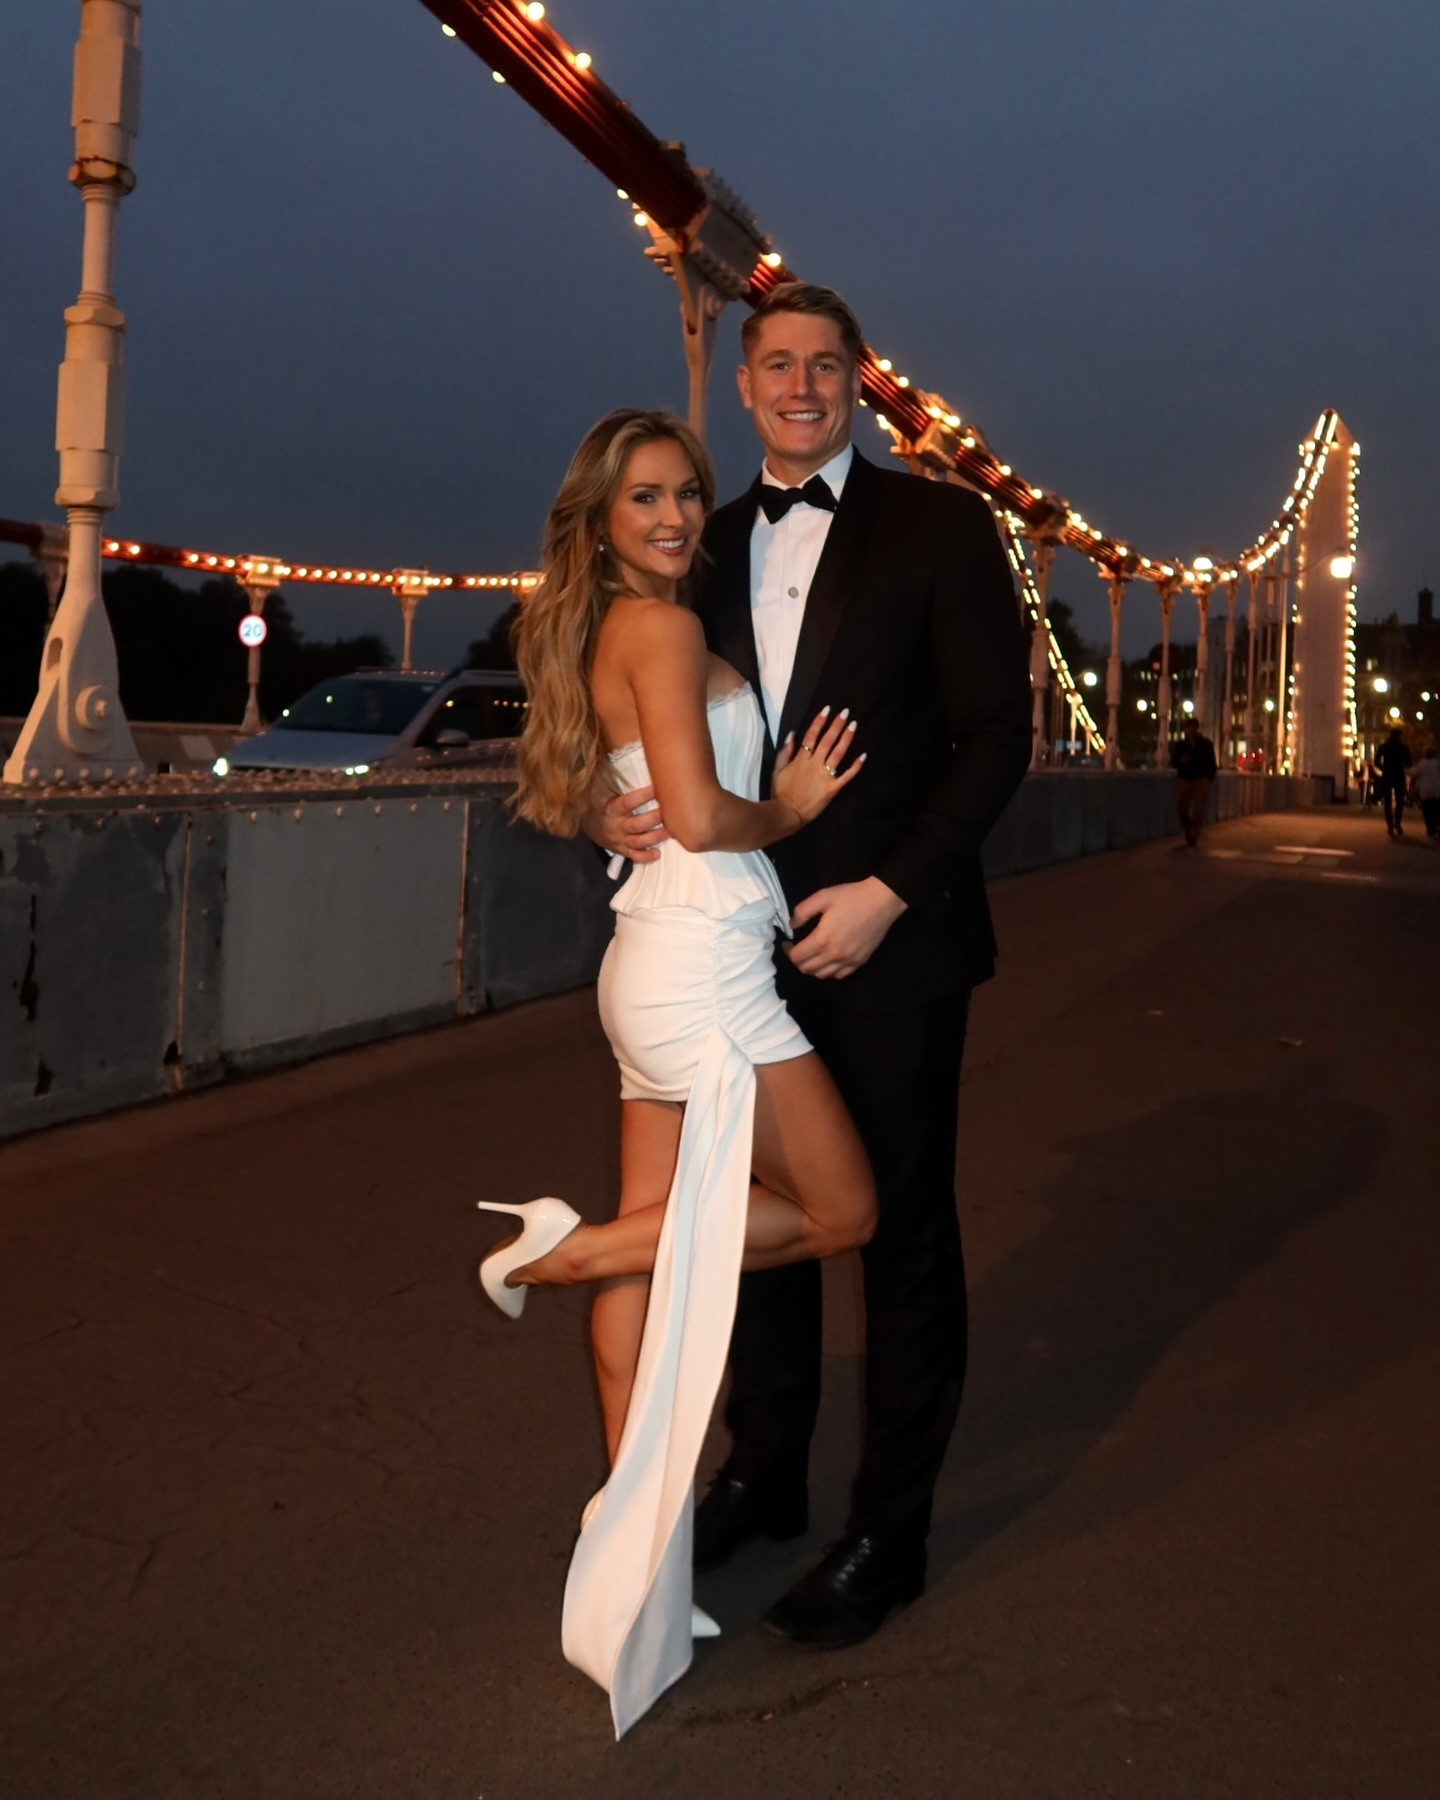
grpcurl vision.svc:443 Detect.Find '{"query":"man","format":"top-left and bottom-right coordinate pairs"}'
top-left (604, 283), bottom-right (1030, 1648)
top-left (1170, 716), bottom-right (1218, 847)
top-left (1376, 726), bottom-right (1413, 838)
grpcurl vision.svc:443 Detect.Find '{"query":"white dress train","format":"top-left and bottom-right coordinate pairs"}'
top-left (560, 685), bottom-right (810, 1737)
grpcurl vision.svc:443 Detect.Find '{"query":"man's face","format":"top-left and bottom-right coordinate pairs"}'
top-left (736, 311), bottom-right (860, 483)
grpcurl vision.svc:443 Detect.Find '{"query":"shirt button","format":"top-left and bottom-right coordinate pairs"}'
top-left (787, 586), bottom-right (799, 598)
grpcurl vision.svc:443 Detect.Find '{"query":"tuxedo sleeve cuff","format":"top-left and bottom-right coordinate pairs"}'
top-left (874, 840), bottom-right (955, 922)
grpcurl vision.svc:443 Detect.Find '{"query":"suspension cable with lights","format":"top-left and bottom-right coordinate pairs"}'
top-left (420, 0), bottom-right (1356, 757)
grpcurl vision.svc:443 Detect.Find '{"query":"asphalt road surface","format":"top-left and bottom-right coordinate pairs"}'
top-left (2, 806), bottom-right (1437, 1799)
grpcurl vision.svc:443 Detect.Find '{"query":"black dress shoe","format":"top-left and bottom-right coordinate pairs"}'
top-left (693, 1467), bottom-right (808, 1574)
top-left (762, 1533), bottom-right (925, 1650)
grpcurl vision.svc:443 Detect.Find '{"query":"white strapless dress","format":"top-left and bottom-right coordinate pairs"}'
top-left (561, 684), bottom-right (810, 1737)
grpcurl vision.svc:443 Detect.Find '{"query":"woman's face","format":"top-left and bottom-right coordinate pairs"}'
top-left (605, 437), bottom-right (706, 599)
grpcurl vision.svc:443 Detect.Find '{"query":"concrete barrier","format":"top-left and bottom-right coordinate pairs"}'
top-left (1, 783), bottom-right (612, 1141)
top-left (1, 767), bottom-right (1328, 1142)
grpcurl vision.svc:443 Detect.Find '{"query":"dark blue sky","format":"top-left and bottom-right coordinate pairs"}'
top-left (4, 0), bottom-right (1435, 668)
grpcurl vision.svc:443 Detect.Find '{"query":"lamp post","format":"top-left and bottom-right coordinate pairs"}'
top-left (4, 0), bottom-right (144, 787)
top-left (238, 558), bottom-right (282, 734)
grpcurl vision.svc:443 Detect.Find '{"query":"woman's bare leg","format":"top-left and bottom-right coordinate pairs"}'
top-left (516, 1052), bottom-right (875, 1291)
top-left (590, 1098), bottom-right (681, 1463)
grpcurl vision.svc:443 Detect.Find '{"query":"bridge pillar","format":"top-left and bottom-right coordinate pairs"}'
top-left (640, 174), bottom-right (768, 439)
top-left (675, 263), bottom-right (726, 439)
top-left (1291, 420), bottom-right (1358, 789)
top-left (1153, 580), bottom-right (1180, 769)
top-left (1104, 575), bottom-right (1126, 769)
top-left (1243, 568), bottom-right (1261, 762)
top-left (1220, 575), bottom-right (1238, 765)
top-left (391, 570), bottom-right (430, 672)
top-left (1274, 541), bottom-right (1294, 771)
top-left (1027, 538), bottom-right (1056, 767)
top-left (3, 0), bottom-right (144, 788)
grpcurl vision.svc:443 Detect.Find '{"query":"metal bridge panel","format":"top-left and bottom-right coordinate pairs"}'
top-left (218, 799), bottom-right (465, 1059)
top-left (0, 810), bottom-right (185, 1137)
top-left (177, 813), bottom-right (229, 1087)
top-left (464, 797), bottom-right (613, 1012)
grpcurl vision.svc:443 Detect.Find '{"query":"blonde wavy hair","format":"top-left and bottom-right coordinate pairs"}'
top-left (511, 409), bottom-right (715, 836)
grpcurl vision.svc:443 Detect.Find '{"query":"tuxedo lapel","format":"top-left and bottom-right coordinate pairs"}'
top-left (776, 451), bottom-right (879, 747)
top-left (700, 478), bottom-right (762, 695)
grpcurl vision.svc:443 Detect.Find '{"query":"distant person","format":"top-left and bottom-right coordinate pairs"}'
top-left (1375, 727), bottom-right (1413, 837)
top-left (1170, 716), bottom-right (1218, 846)
top-left (1414, 745), bottom-right (1440, 841)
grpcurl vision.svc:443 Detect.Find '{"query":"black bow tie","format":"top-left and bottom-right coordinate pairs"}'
top-left (758, 474), bottom-right (838, 525)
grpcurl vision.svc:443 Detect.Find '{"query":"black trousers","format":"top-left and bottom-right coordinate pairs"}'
top-left (724, 986), bottom-right (971, 1545)
top-left (1381, 783), bottom-right (1407, 832)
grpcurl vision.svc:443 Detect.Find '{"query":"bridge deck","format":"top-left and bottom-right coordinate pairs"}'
top-left (2, 809), bottom-right (1436, 1798)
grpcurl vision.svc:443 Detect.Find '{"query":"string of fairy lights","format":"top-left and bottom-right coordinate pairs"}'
top-left (6, 2), bottom-right (1355, 764)
top-left (425, 0), bottom-right (1359, 759)
top-left (0, 519), bottom-right (536, 595)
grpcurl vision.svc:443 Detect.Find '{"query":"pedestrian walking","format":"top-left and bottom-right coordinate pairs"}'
top-left (1171, 716), bottom-right (1218, 846)
top-left (1375, 727), bottom-right (1413, 838)
top-left (1414, 745), bottom-right (1440, 841)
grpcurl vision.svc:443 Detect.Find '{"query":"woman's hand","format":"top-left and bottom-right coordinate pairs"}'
top-left (772, 706), bottom-right (865, 827)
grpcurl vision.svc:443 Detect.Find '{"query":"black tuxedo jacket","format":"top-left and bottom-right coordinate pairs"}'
top-left (694, 449), bottom-right (1031, 1012)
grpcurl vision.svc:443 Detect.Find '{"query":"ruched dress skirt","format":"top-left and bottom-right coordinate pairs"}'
top-left (561, 893), bottom-right (810, 1737)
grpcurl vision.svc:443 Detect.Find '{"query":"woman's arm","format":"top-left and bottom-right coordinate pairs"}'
top-left (619, 601), bottom-right (856, 854)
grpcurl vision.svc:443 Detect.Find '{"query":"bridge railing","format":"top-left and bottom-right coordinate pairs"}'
top-left (0, 767), bottom-right (1328, 1142)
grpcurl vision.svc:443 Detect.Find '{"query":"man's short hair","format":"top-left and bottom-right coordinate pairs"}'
top-left (740, 282), bottom-right (864, 364)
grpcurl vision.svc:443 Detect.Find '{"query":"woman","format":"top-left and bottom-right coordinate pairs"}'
top-left (477, 408), bottom-right (876, 1736)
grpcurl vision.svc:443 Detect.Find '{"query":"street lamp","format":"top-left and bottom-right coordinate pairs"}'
top-left (1372, 675), bottom-right (1389, 694)
top-left (1081, 669), bottom-right (1099, 688)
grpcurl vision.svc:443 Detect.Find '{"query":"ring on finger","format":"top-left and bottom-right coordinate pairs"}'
top-left (823, 762), bottom-right (838, 777)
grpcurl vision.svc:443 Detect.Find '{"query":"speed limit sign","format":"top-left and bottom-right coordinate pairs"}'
top-left (238, 614), bottom-right (268, 649)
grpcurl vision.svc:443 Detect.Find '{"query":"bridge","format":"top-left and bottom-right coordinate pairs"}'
top-left (2, 7), bottom-right (1432, 1794)
top-left (3, 805), bottom-right (1434, 1795)
top-left (4, 1), bottom-right (1360, 791)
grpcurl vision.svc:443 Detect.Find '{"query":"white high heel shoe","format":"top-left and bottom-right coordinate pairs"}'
top-left (475, 1197), bottom-right (581, 1319)
top-left (579, 1490), bottom-right (720, 1639)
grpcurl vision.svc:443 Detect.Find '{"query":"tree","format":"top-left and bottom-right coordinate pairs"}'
top-left (0, 560), bottom-right (393, 724)
top-left (0, 563), bottom-right (48, 716)
top-left (1045, 599), bottom-right (1103, 680)
top-left (464, 601), bottom-right (519, 672)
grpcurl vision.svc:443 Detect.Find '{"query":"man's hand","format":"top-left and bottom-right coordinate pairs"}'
top-left (588, 784), bottom-right (669, 863)
top-left (784, 877), bottom-right (907, 980)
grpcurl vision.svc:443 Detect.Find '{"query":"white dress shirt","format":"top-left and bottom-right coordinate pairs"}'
top-left (750, 443), bottom-right (853, 739)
